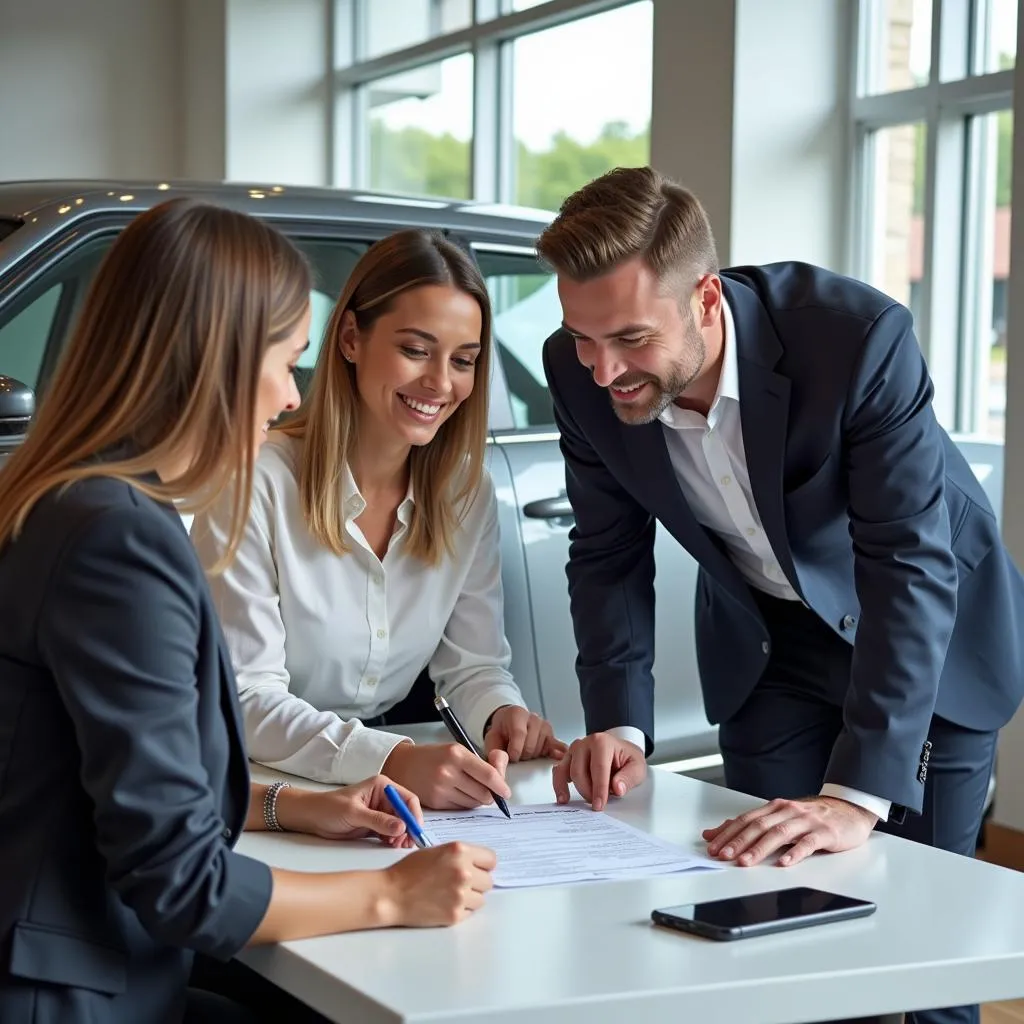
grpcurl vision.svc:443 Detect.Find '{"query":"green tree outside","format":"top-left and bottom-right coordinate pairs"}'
top-left (369, 119), bottom-right (472, 199)
top-left (368, 117), bottom-right (650, 210)
top-left (516, 121), bottom-right (650, 211)
top-left (367, 104), bottom-right (1009, 220)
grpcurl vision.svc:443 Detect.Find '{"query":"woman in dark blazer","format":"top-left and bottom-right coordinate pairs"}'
top-left (0, 198), bottom-right (496, 1024)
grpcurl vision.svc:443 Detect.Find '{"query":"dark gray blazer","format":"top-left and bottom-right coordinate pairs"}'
top-left (544, 261), bottom-right (1024, 816)
top-left (0, 474), bottom-right (272, 1023)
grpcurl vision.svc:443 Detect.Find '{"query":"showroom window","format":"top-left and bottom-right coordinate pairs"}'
top-left (511, 3), bottom-right (651, 209)
top-left (332, 0), bottom-right (652, 210)
top-left (367, 53), bottom-right (474, 199)
top-left (852, 0), bottom-right (1015, 439)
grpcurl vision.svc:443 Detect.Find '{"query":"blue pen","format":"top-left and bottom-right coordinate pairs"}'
top-left (384, 784), bottom-right (433, 849)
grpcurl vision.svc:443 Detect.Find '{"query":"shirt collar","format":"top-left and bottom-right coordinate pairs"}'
top-left (342, 463), bottom-right (416, 524)
top-left (718, 295), bottom-right (740, 403)
top-left (658, 295), bottom-right (739, 429)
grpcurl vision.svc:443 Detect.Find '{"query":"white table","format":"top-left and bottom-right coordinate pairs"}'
top-left (236, 728), bottom-right (1024, 1024)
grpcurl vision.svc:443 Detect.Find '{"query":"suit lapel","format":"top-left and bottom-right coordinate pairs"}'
top-left (737, 361), bottom-right (803, 594)
top-left (726, 279), bottom-right (803, 598)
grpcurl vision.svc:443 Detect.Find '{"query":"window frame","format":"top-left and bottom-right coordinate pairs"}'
top-left (331, 0), bottom-right (647, 203)
top-left (850, 0), bottom-right (1014, 435)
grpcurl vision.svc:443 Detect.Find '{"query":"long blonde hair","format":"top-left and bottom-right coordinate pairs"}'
top-left (0, 198), bottom-right (311, 566)
top-left (280, 229), bottom-right (491, 565)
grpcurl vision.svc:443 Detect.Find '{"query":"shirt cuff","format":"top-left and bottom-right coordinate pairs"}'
top-left (333, 724), bottom-right (412, 783)
top-left (606, 726), bottom-right (647, 754)
top-left (820, 783), bottom-right (890, 822)
top-left (457, 685), bottom-right (528, 748)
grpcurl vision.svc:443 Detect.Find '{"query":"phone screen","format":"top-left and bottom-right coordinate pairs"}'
top-left (653, 887), bottom-right (875, 938)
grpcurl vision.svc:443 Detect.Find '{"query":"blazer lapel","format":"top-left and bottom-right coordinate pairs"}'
top-left (216, 634), bottom-right (253, 833)
top-left (727, 279), bottom-right (803, 598)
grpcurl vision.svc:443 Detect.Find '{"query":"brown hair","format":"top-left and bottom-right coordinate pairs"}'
top-left (279, 229), bottom-right (491, 565)
top-left (0, 197), bottom-right (311, 568)
top-left (536, 165), bottom-right (719, 291)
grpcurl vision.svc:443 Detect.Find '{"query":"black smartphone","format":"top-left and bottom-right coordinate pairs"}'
top-left (651, 886), bottom-right (876, 941)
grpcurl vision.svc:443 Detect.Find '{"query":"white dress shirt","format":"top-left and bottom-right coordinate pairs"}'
top-left (609, 300), bottom-right (890, 822)
top-left (191, 434), bottom-right (526, 785)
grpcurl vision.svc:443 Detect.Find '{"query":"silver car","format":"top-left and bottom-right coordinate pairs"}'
top-left (0, 181), bottom-right (1006, 793)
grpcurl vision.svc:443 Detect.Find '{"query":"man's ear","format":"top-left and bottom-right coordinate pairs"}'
top-left (694, 273), bottom-right (722, 329)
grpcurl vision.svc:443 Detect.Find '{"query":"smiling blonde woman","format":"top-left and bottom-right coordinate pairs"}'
top-left (192, 229), bottom-right (565, 810)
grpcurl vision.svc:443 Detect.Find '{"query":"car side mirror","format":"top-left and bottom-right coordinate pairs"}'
top-left (0, 376), bottom-right (35, 442)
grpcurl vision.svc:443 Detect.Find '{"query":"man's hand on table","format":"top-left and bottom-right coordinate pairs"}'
top-left (484, 704), bottom-right (569, 762)
top-left (703, 796), bottom-right (879, 866)
top-left (551, 732), bottom-right (647, 811)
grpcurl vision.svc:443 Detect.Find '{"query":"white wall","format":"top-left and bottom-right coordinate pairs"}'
top-left (224, 0), bottom-right (330, 186)
top-left (0, 0), bottom-right (333, 187)
top-left (650, 0), bottom-right (737, 264)
top-left (731, 0), bottom-right (851, 270)
top-left (0, 0), bottom-right (183, 180)
top-left (182, 0), bottom-right (228, 181)
top-left (650, 0), bottom-right (850, 271)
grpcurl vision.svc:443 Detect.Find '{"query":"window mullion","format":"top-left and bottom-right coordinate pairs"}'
top-left (922, 104), bottom-right (967, 429)
top-left (495, 40), bottom-right (514, 203)
top-left (958, 112), bottom-right (1000, 432)
top-left (471, 40), bottom-right (500, 201)
top-left (472, 0), bottom-right (502, 201)
top-left (850, 122), bottom-right (874, 279)
top-left (935, 0), bottom-right (971, 82)
top-left (334, 0), bottom-right (360, 187)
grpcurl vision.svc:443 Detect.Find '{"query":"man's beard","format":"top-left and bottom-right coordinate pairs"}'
top-left (607, 322), bottom-right (705, 426)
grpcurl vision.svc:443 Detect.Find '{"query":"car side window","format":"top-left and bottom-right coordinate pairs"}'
top-left (0, 230), bottom-right (368, 399)
top-left (0, 285), bottom-right (61, 387)
top-left (0, 234), bottom-right (116, 392)
top-left (477, 252), bottom-right (562, 429)
top-left (289, 238), bottom-right (368, 397)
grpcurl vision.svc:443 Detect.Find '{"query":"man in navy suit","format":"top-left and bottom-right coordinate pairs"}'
top-left (539, 167), bottom-right (1024, 1024)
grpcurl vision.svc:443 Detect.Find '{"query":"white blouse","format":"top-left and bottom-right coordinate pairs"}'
top-left (191, 434), bottom-right (526, 784)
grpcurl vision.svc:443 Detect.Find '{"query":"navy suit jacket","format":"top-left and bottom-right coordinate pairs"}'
top-left (0, 475), bottom-right (272, 1023)
top-left (544, 262), bottom-right (1024, 815)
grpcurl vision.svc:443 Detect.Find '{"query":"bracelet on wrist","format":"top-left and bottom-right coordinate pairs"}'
top-left (263, 781), bottom-right (291, 832)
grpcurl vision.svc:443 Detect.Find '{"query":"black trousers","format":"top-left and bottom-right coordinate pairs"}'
top-left (718, 591), bottom-right (998, 1024)
top-left (185, 955), bottom-right (330, 1024)
top-left (362, 666), bottom-right (438, 729)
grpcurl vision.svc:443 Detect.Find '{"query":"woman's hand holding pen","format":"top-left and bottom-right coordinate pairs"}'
top-left (380, 842), bottom-right (497, 927)
top-left (382, 741), bottom-right (512, 810)
top-left (276, 775), bottom-right (423, 848)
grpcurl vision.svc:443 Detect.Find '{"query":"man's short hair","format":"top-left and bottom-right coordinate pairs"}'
top-left (536, 166), bottom-right (719, 292)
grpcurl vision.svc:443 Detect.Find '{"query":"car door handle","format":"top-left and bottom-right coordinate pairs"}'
top-left (523, 496), bottom-right (574, 519)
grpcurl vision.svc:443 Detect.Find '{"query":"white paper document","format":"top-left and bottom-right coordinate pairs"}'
top-left (421, 803), bottom-right (723, 888)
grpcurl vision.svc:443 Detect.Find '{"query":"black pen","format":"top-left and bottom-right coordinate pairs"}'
top-left (434, 695), bottom-right (512, 818)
